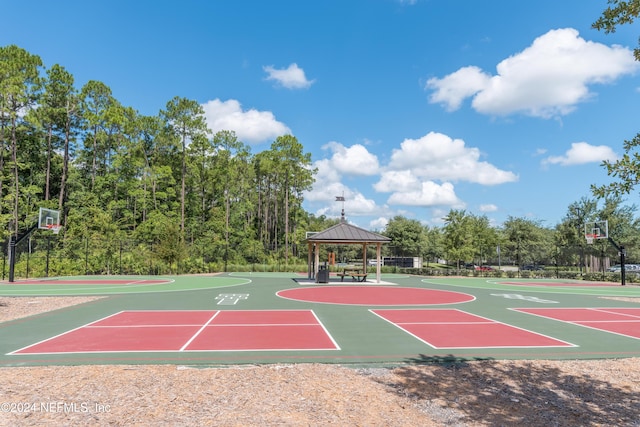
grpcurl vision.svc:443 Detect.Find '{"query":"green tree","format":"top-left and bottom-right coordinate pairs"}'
top-left (384, 216), bottom-right (427, 258)
top-left (78, 80), bottom-right (114, 190)
top-left (35, 64), bottom-right (79, 214)
top-left (596, 196), bottom-right (640, 261)
top-left (0, 45), bottom-right (43, 235)
top-left (211, 130), bottom-right (252, 270)
top-left (442, 209), bottom-right (475, 267)
top-left (501, 216), bottom-right (549, 267)
top-left (469, 214), bottom-right (499, 266)
top-left (160, 96), bottom-right (209, 234)
top-left (423, 225), bottom-right (444, 266)
top-left (593, 0), bottom-right (640, 60)
top-left (271, 135), bottom-right (315, 263)
top-left (591, 1), bottom-right (640, 200)
top-left (555, 198), bottom-right (598, 271)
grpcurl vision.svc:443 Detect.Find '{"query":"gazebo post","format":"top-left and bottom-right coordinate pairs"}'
top-left (314, 243), bottom-right (320, 281)
top-left (376, 242), bottom-right (382, 283)
top-left (307, 241), bottom-right (313, 279)
top-left (362, 243), bottom-right (367, 274)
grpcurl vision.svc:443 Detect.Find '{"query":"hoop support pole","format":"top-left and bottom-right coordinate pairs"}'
top-left (607, 237), bottom-right (626, 286)
top-left (8, 222), bottom-right (39, 282)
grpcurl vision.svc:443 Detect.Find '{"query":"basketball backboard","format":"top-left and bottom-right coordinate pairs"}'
top-left (584, 220), bottom-right (608, 244)
top-left (38, 207), bottom-right (61, 230)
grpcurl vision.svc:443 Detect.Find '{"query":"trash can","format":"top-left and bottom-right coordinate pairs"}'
top-left (316, 266), bottom-right (329, 283)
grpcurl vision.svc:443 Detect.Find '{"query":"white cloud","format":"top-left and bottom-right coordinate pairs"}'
top-left (303, 143), bottom-right (391, 221)
top-left (322, 141), bottom-right (380, 176)
top-left (427, 28), bottom-right (639, 118)
top-left (372, 132), bottom-right (515, 209)
top-left (305, 134), bottom-right (514, 221)
top-left (309, 186), bottom-right (385, 218)
top-left (201, 99), bottom-right (290, 144)
top-left (373, 170), bottom-right (420, 192)
top-left (543, 141), bottom-right (618, 166)
top-left (263, 63), bottom-right (315, 89)
top-left (427, 66), bottom-right (491, 112)
top-left (479, 204), bottom-right (498, 213)
top-left (369, 217), bottom-right (389, 231)
top-left (386, 132), bottom-right (518, 185)
top-left (387, 181), bottom-right (464, 207)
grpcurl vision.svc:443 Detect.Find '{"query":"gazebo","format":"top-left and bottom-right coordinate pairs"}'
top-left (305, 218), bottom-right (391, 283)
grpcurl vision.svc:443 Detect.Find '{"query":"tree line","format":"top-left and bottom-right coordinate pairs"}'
top-left (382, 198), bottom-right (640, 272)
top-left (1, 44), bottom-right (331, 273)
top-left (2, 29), bottom-right (640, 276)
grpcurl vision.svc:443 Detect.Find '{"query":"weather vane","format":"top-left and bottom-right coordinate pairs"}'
top-left (335, 193), bottom-right (345, 221)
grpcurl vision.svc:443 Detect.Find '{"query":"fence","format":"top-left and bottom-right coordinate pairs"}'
top-left (2, 232), bottom-right (629, 281)
top-left (2, 233), bottom-right (311, 280)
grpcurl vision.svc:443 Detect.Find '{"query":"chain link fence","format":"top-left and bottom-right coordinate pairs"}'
top-left (2, 233), bottom-right (631, 283)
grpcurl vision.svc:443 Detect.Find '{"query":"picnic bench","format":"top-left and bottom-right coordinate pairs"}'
top-left (336, 268), bottom-right (368, 282)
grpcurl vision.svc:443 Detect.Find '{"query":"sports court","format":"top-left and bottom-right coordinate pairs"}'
top-left (11, 309), bottom-right (339, 354)
top-left (0, 272), bottom-right (639, 367)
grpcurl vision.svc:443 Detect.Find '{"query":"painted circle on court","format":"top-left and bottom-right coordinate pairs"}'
top-left (277, 286), bottom-right (474, 306)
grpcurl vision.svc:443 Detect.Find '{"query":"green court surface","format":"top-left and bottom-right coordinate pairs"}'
top-left (0, 273), bottom-right (639, 367)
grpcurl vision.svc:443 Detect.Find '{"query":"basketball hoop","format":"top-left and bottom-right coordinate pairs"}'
top-left (586, 234), bottom-right (596, 244)
top-left (46, 224), bottom-right (62, 235)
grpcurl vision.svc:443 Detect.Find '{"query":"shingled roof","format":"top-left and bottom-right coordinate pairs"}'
top-left (306, 221), bottom-right (390, 244)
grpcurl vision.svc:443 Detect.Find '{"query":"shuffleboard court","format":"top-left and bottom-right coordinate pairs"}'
top-left (277, 286), bottom-right (474, 305)
top-left (514, 307), bottom-right (640, 340)
top-left (10, 310), bottom-right (340, 355)
top-left (371, 309), bottom-right (576, 349)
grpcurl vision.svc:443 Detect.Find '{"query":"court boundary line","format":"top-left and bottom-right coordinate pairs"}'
top-left (276, 285), bottom-right (476, 306)
top-left (370, 308), bottom-right (578, 350)
top-left (179, 311), bottom-right (222, 351)
top-left (8, 310), bottom-right (128, 355)
top-left (511, 307), bottom-right (640, 341)
top-left (8, 309), bottom-right (341, 356)
top-left (0, 277), bottom-right (251, 297)
top-left (419, 277), bottom-right (640, 297)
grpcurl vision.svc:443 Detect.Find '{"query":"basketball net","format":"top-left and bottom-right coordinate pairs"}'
top-left (47, 224), bottom-right (62, 235)
top-left (585, 234), bottom-right (596, 244)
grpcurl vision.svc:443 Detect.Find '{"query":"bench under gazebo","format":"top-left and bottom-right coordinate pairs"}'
top-left (305, 218), bottom-right (390, 283)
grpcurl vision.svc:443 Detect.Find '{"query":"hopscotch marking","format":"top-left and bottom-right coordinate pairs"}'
top-left (491, 293), bottom-right (558, 303)
top-left (215, 294), bottom-right (249, 305)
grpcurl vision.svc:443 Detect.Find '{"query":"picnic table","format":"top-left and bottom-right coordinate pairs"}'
top-left (336, 268), bottom-right (368, 282)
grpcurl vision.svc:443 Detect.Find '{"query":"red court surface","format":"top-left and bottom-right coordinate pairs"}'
top-left (277, 286), bottom-right (474, 305)
top-left (11, 310), bottom-right (340, 355)
top-left (514, 307), bottom-right (640, 340)
top-left (371, 309), bottom-right (576, 349)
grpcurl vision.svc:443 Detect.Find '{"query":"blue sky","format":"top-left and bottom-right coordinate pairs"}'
top-left (2, 0), bottom-right (640, 230)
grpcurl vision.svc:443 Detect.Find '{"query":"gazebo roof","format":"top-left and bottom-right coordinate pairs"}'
top-left (306, 221), bottom-right (390, 244)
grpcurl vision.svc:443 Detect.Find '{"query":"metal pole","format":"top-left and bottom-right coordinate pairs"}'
top-left (84, 237), bottom-right (89, 275)
top-left (26, 236), bottom-right (30, 279)
top-left (620, 245), bottom-right (626, 286)
top-left (8, 235), bottom-right (16, 282)
top-left (2, 241), bottom-right (6, 280)
top-left (45, 234), bottom-right (51, 278)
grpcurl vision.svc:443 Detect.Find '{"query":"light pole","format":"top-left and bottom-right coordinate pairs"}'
top-left (576, 208), bottom-right (584, 275)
